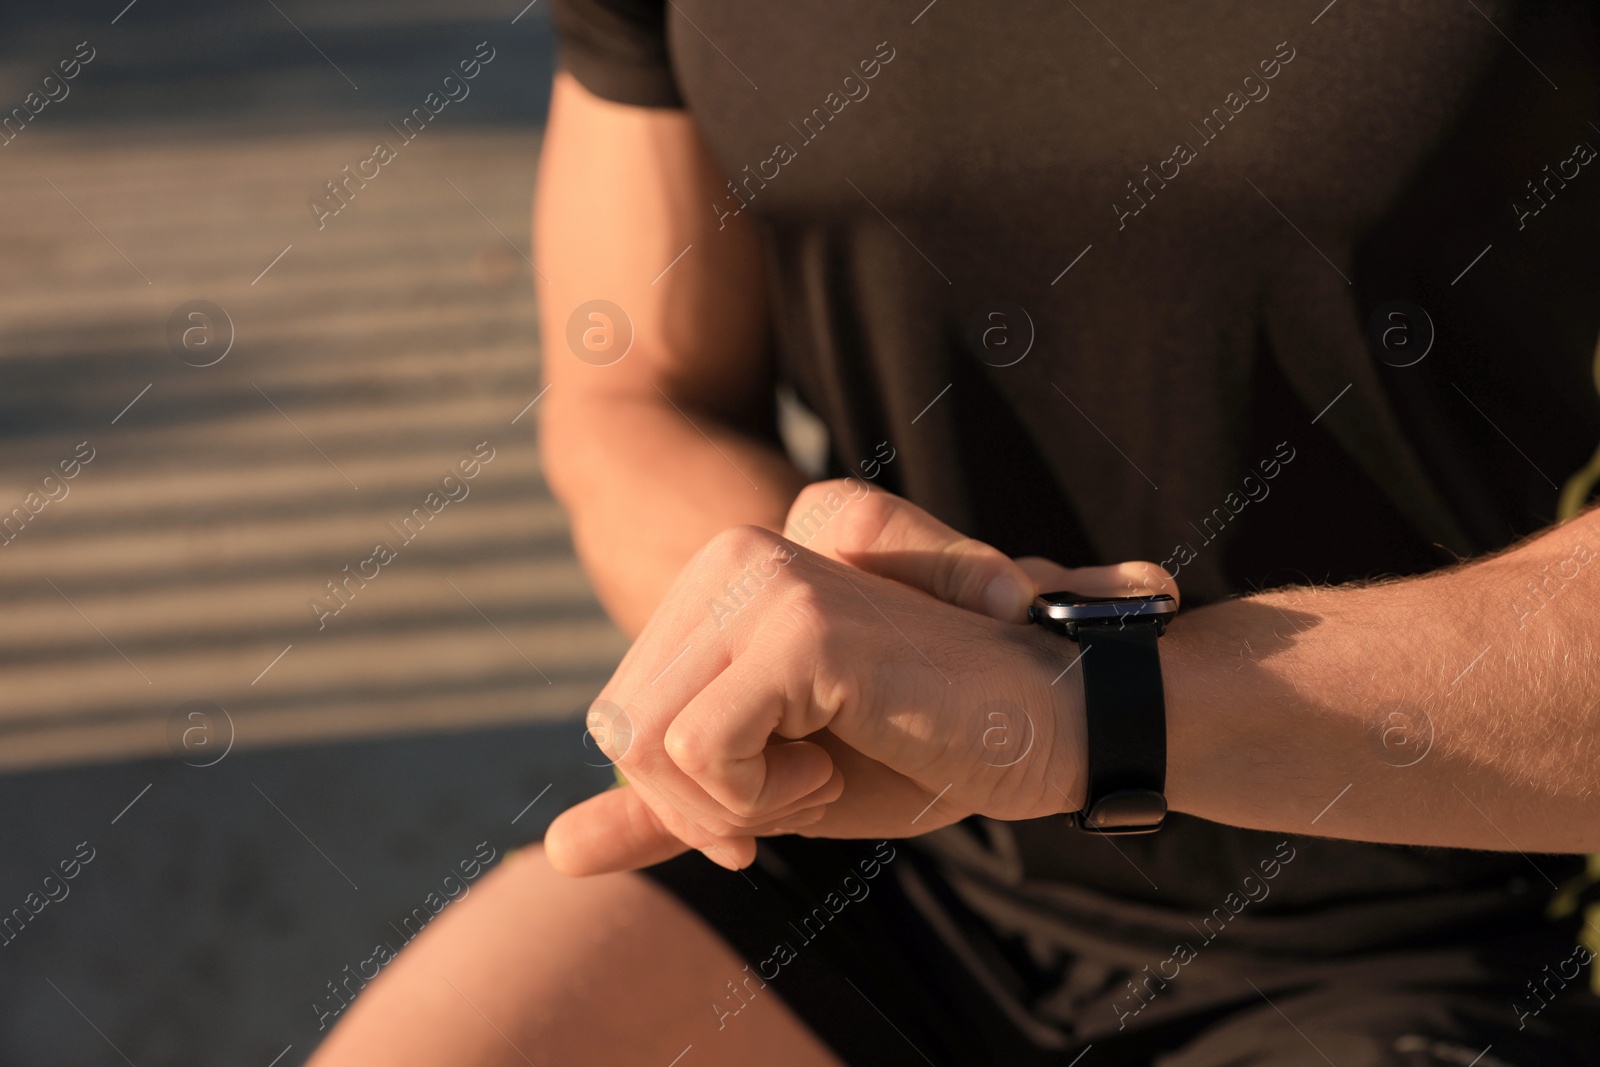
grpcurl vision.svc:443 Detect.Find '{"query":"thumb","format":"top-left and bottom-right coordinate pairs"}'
top-left (544, 786), bottom-right (692, 876)
top-left (786, 479), bottom-right (1036, 621)
top-left (545, 783), bottom-right (827, 876)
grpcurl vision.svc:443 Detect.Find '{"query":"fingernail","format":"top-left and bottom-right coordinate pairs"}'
top-left (984, 574), bottom-right (1031, 621)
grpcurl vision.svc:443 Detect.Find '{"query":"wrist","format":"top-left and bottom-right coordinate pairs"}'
top-left (1159, 587), bottom-right (1349, 825)
top-left (1012, 622), bottom-right (1089, 820)
top-left (1156, 612), bottom-right (1220, 819)
top-left (1018, 590), bottom-right (1182, 834)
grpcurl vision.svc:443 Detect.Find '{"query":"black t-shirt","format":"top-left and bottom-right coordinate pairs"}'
top-left (552, 0), bottom-right (1600, 1036)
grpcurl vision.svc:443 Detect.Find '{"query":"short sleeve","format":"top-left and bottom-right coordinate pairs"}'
top-left (551, 0), bottom-right (684, 108)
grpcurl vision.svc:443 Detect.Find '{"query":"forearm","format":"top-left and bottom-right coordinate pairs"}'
top-left (1165, 509), bottom-right (1600, 853)
top-left (541, 391), bottom-right (806, 637)
top-left (532, 74), bottom-right (806, 637)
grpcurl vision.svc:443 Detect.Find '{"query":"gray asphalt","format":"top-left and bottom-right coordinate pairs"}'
top-left (0, 5), bottom-right (625, 1065)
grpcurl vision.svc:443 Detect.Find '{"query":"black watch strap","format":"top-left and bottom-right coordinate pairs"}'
top-left (1074, 621), bottom-right (1167, 834)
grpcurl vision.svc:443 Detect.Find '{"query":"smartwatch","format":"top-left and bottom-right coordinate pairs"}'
top-left (1028, 590), bottom-right (1177, 835)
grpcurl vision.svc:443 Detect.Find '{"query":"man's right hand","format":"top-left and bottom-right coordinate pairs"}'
top-left (544, 479), bottom-right (1177, 877)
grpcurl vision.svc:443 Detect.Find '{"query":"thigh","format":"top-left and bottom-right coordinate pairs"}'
top-left (307, 845), bottom-right (843, 1067)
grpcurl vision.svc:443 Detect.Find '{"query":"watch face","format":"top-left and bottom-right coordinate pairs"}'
top-left (1031, 590), bottom-right (1177, 625)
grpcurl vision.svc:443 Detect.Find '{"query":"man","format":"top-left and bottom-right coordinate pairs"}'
top-left (310, 2), bottom-right (1600, 1063)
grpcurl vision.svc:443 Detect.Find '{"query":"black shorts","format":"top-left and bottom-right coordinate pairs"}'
top-left (643, 835), bottom-right (1600, 1067)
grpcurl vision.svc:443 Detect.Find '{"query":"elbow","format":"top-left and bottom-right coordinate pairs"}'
top-left (537, 393), bottom-right (590, 513)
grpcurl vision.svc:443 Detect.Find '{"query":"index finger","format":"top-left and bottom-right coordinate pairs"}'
top-left (791, 481), bottom-right (1037, 622)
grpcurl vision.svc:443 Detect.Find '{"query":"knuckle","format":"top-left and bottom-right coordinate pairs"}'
top-left (699, 524), bottom-right (781, 571)
top-left (787, 478), bottom-right (877, 554)
top-left (934, 537), bottom-right (995, 603)
top-left (827, 484), bottom-right (892, 553)
top-left (785, 481), bottom-right (833, 526)
top-left (781, 578), bottom-right (834, 642)
top-left (813, 665), bottom-right (860, 723)
top-left (662, 723), bottom-right (705, 776)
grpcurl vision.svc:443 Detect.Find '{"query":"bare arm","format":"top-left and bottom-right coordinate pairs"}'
top-left (547, 496), bottom-right (1600, 877)
top-left (535, 73), bottom-right (806, 637)
top-left (535, 77), bottom-right (1600, 859)
top-left (1167, 506), bottom-right (1600, 854)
